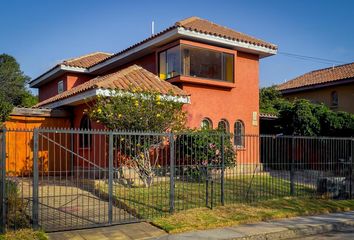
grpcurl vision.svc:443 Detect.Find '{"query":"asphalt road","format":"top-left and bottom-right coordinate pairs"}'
top-left (292, 226), bottom-right (354, 240)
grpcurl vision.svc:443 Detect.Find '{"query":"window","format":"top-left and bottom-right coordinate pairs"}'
top-left (234, 120), bottom-right (245, 147)
top-left (58, 80), bottom-right (64, 94)
top-left (201, 118), bottom-right (213, 130)
top-left (218, 119), bottom-right (230, 133)
top-left (181, 45), bottom-right (234, 82)
top-left (159, 45), bottom-right (181, 80)
top-left (158, 44), bottom-right (234, 82)
top-left (79, 115), bottom-right (91, 148)
top-left (331, 91), bottom-right (338, 107)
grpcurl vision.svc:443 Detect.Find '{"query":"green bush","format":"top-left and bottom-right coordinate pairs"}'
top-left (175, 129), bottom-right (236, 181)
top-left (5, 178), bottom-right (30, 229)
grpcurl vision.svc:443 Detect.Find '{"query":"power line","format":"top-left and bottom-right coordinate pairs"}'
top-left (277, 51), bottom-right (347, 65)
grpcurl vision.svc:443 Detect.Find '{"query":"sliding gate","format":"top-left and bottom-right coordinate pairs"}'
top-left (1, 128), bottom-right (171, 232)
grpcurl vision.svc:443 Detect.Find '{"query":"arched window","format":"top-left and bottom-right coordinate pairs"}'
top-left (331, 91), bottom-right (338, 107)
top-left (201, 118), bottom-right (213, 130)
top-left (79, 115), bottom-right (91, 148)
top-left (218, 119), bottom-right (230, 133)
top-left (234, 120), bottom-right (245, 147)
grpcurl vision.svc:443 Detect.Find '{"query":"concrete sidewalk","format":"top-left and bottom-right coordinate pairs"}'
top-left (157, 211), bottom-right (354, 240)
top-left (48, 211), bottom-right (354, 240)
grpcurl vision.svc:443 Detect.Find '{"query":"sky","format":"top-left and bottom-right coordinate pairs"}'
top-left (1, 0), bottom-right (354, 93)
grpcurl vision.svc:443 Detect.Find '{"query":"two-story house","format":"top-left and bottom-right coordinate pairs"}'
top-left (277, 62), bottom-right (354, 113)
top-left (30, 17), bottom-right (277, 144)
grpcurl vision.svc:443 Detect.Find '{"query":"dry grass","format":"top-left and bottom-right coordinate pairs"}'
top-left (0, 229), bottom-right (47, 240)
top-left (152, 197), bottom-right (354, 233)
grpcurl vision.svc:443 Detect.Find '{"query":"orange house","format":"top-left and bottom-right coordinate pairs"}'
top-left (25, 17), bottom-right (277, 168)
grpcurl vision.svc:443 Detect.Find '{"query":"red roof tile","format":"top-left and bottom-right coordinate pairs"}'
top-left (277, 62), bottom-right (354, 91)
top-left (35, 65), bottom-right (188, 107)
top-left (91, 17), bottom-right (277, 68)
top-left (62, 52), bottom-right (112, 68)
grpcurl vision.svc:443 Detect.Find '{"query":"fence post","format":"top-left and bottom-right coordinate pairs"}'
top-left (108, 133), bottom-right (113, 224)
top-left (350, 139), bottom-right (353, 199)
top-left (290, 137), bottom-right (295, 196)
top-left (0, 129), bottom-right (6, 233)
top-left (32, 128), bottom-right (39, 230)
top-left (220, 134), bottom-right (225, 206)
top-left (169, 133), bottom-right (175, 214)
top-left (70, 132), bottom-right (74, 179)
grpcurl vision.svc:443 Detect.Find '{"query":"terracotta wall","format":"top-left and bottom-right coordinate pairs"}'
top-left (4, 115), bottom-right (71, 176)
top-left (283, 82), bottom-right (354, 114)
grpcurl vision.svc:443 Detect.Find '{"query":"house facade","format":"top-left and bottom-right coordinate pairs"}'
top-left (29, 17), bottom-right (277, 141)
top-left (277, 62), bottom-right (354, 113)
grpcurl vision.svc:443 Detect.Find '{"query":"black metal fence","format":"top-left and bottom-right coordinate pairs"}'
top-left (1, 128), bottom-right (353, 232)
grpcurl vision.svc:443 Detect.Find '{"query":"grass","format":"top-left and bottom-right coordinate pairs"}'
top-left (0, 229), bottom-right (47, 240)
top-left (152, 197), bottom-right (354, 233)
top-left (93, 174), bottom-right (315, 219)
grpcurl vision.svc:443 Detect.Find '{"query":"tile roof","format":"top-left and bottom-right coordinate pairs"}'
top-left (35, 65), bottom-right (188, 107)
top-left (61, 52), bottom-right (112, 68)
top-left (91, 16), bottom-right (277, 68)
top-left (277, 62), bottom-right (354, 91)
top-left (175, 17), bottom-right (277, 50)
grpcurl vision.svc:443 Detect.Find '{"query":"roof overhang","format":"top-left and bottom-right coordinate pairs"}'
top-left (40, 88), bottom-right (190, 109)
top-left (30, 65), bottom-right (88, 88)
top-left (176, 27), bottom-right (277, 58)
top-left (31, 27), bottom-right (277, 88)
top-left (280, 77), bottom-right (354, 94)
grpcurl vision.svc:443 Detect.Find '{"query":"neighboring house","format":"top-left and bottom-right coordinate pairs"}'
top-left (277, 62), bottom-right (354, 113)
top-left (29, 16), bottom-right (277, 143)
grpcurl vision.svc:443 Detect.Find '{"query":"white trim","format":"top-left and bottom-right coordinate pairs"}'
top-left (41, 88), bottom-right (190, 108)
top-left (42, 89), bottom-right (98, 109)
top-left (96, 88), bottom-right (190, 104)
top-left (32, 26), bottom-right (276, 87)
top-left (177, 27), bottom-right (277, 57)
top-left (30, 64), bottom-right (88, 87)
top-left (89, 28), bottom-right (180, 72)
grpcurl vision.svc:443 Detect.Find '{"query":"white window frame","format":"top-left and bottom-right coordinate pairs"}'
top-left (58, 80), bottom-right (64, 94)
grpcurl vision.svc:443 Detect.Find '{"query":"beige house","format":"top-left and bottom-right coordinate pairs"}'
top-left (277, 62), bottom-right (354, 113)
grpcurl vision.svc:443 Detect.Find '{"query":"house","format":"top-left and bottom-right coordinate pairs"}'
top-left (29, 17), bottom-right (277, 139)
top-left (277, 62), bottom-right (354, 113)
top-left (5, 17), bottom-right (277, 174)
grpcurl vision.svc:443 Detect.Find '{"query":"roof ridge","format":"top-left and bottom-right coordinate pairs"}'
top-left (175, 16), bottom-right (200, 26)
top-left (63, 51), bottom-right (112, 64)
top-left (176, 16), bottom-right (277, 48)
top-left (306, 61), bottom-right (354, 74)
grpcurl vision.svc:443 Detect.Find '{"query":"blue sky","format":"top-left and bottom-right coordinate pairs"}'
top-left (1, 0), bottom-right (353, 93)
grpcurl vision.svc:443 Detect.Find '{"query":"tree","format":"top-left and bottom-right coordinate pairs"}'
top-left (0, 54), bottom-right (38, 122)
top-left (88, 88), bottom-right (187, 187)
top-left (260, 86), bottom-right (354, 136)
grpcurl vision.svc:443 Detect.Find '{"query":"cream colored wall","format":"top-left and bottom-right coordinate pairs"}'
top-left (283, 82), bottom-right (354, 113)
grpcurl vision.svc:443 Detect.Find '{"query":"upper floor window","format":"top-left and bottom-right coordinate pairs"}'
top-left (201, 118), bottom-right (213, 130)
top-left (159, 44), bottom-right (234, 82)
top-left (331, 91), bottom-right (338, 107)
top-left (58, 80), bottom-right (64, 94)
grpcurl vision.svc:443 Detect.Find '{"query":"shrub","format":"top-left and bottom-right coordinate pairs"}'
top-left (5, 178), bottom-right (30, 229)
top-left (175, 129), bottom-right (236, 181)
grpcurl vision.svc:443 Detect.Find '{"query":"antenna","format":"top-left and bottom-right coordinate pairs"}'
top-left (151, 21), bottom-right (155, 35)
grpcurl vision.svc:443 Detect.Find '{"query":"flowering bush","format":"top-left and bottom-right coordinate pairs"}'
top-left (88, 88), bottom-right (187, 187)
top-left (175, 129), bottom-right (237, 181)
top-left (87, 88), bottom-right (186, 132)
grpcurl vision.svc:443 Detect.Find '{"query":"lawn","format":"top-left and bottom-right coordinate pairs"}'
top-left (152, 197), bottom-right (354, 233)
top-left (93, 174), bottom-right (315, 219)
top-left (0, 229), bottom-right (47, 240)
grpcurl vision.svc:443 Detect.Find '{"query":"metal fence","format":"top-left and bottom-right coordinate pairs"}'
top-left (1, 128), bottom-right (353, 232)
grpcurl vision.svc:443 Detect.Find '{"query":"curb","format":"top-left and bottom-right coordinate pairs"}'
top-left (236, 219), bottom-right (354, 240)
